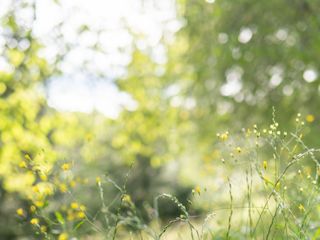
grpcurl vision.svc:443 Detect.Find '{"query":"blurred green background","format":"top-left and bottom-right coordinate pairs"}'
top-left (0, 0), bottom-right (320, 239)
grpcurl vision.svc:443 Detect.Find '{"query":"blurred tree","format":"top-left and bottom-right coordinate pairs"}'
top-left (0, 1), bottom-right (59, 238)
top-left (175, 0), bottom-right (320, 132)
top-left (0, 0), bottom-right (57, 192)
top-left (117, 50), bottom-right (193, 212)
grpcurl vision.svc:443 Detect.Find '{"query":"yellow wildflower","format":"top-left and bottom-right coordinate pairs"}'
top-left (70, 202), bottom-right (79, 209)
top-left (306, 114), bottom-right (315, 123)
top-left (16, 208), bottom-right (24, 216)
top-left (43, 184), bottom-right (54, 195)
top-left (19, 161), bottom-right (27, 168)
top-left (39, 173), bottom-right (48, 181)
top-left (220, 132), bottom-right (229, 141)
top-left (32, 185), bottom-right (39, 193)
top-left (61, 163), bottom-right (71, 171)
top-left (34, 201), bottom-right (44, 208)
top-left (122, 194), bottom-right (132, 203)
top-left (30, 218), bottom-right (39, 225)
top-left (59, 183), bottom-right (68, 193)
top-left (193, 186), bottom-right (201, 195)
top-left (77, 211), bottom-right (85, 219)
top-left (58, 233), bottom-right (69, 240)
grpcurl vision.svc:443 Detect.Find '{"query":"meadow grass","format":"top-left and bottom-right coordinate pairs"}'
top-left (16, 112), bottom-right (320, 239)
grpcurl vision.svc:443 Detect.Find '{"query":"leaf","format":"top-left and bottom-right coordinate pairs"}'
top-left (312, 228), bottom-right (320, 240)
top-left (73, 221), bottom-right (84, 231)
top-left (55, 211), bottom-right (65, 225)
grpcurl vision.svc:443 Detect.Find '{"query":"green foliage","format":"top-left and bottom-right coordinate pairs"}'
top-left (174, 0), bottom-right (320, 137)
top-left (0, 2), bottom-right (56, 192)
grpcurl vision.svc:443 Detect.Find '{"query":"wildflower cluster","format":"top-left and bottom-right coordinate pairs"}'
top-left (207, 113), bottom-right (320, 238)
top-left (15, 158), bottom-right (90, 239)
top-left (14, 112), bottom-right (320, 239)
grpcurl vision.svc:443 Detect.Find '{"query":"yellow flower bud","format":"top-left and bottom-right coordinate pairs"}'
top-left (19, 161), bottom-right (27, 168)
top-left (263, 161), bottom-right (267, 170)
